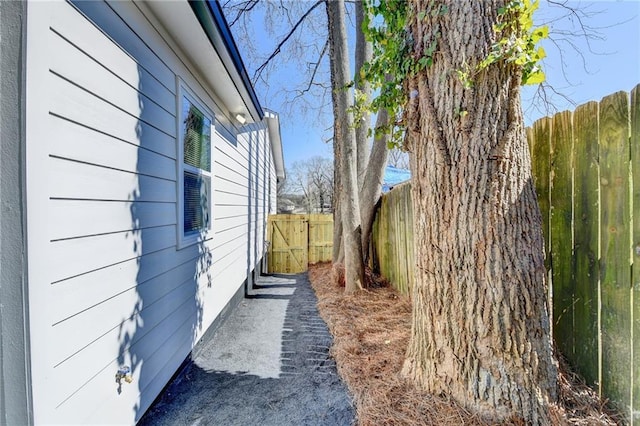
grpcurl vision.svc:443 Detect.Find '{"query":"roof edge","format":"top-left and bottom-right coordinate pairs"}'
top-left (265, 110), bottom-right (286, 182)
top-left (189, 0), bottom-right (264, 121)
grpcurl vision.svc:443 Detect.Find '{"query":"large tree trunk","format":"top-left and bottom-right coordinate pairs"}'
top-left (359, 108), bottom-right (389, 260)
top-left (332, 126), bottom-right (344, 264)
top-left (401, 1), bottom-right (557, 423)
top-left (354, 0), bottom-right (372, 189)
top-left (326, 0), bottom-right (364, 293)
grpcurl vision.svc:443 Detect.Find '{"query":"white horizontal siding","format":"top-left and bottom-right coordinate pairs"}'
top-left (49, 114), bottom-right (176, 182)
top-left (242, 127), bottom-right (259, 270)
top-left (63, 0), bottom-right (175, 91)
top-left (50, 200), bottom-right (175, 240)
top-left (214, 173), bottom-right (248, 194)
top-left (49, 245), bottom-right (204, 329)
top-left (51, 294), bottom-right (201, 423)
top-left (213, 205), bottom-right (248, 221)
top-left (213, 232), bottom-right (249, 257)
top-left (49, 156), bottom-right (176, 203)
top-left (25, 1), bottom-right (278, 424)
top-left (50, 70), bottom-right (176, 159)
top-left (49, 224), bottom-right (176, 284)
top-left (214, 190), bottom-right (249, 208)
top-left (48, 28), bottom-right (176, 136)
top-left (49, 1), bottom-right (175, 101)
top-left (215, 147), bottom-right (249, 177)
top-left (211, 239), bottom-right (249, 283)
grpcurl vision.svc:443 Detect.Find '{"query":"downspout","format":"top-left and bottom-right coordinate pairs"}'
top-left (253, 128), bottom-right (259, 277)
top-left (245, 128), bottom-right (253, 295)
top-left (0, 1), bottom-right (33, 423)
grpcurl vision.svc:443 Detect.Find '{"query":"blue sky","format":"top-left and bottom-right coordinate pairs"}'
top-left (521, 1), bottom-right (640, 125)
top-left (225, 1), bottom-right (640, 169)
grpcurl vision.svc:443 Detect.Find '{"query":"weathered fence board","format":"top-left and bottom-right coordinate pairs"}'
top-left (550, 110), bottom-right (575, 358)
top-left (531, 117), bottom-right (552, 268)
top-left (572, 101), bottom-right (600, 387)
top-left (599, 91), bottom-right (631, 410)
top-left (527, 85), bottom-right (639, 421)
top-left (372, 182), bottom-right (414, 295)
top-left (631, 84), bottom-right (640, 422)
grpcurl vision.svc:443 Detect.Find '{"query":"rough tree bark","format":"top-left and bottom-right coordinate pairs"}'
top-left (359, 108), bottom-right (389, 260)
top-left (354, 4), bottom-right (389, 264)
top-left (332, 125), bottom-right (344, 264)
top-left (222, 1), bottom-right (387, 278)
top-left (354, 0), bottom-right (372, 187)
top-left (401, 1), bottom-right (557, 423)
top-left (326, 0), bottom-right (364, 293)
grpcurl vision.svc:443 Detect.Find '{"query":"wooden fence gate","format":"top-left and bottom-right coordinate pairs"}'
top-left (267, 214), bottom-right (333, 273)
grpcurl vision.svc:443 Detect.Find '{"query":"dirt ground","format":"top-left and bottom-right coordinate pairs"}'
top-left (308, 262), bottom-right (623, 426)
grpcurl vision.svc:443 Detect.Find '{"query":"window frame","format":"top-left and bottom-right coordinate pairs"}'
top-left (176, 78), bottom-right (215, 249)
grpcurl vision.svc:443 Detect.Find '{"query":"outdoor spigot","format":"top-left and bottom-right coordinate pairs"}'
top-left (115, 366), bottom-right (133, 394)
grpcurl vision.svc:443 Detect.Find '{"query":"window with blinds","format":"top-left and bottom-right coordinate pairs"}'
top-left (183, 171), bottom-right (210, 234)
top-left (177, 84), bottom-right (213, 247)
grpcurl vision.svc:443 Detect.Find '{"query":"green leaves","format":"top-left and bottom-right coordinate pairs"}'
top-left (531, 25), bottom-right (548, 43)
top-left (524, 69), bottom-right (545, 85)
top-left (455, 68), bottom-right (474, 89)
top-left (358, 0), bottom-right (448, 148)
top-left (358, 0), bottom-right (412, 148)
top-left (478, 1), bottom-right (548, 86)
top-left (357, 0), bottom-right (548, 148)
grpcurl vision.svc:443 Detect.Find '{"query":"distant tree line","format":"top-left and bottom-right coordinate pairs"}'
top-left (278, 156), bottom-right (333, 214)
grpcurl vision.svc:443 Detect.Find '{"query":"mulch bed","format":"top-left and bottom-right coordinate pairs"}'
top-left (308, 262), bottom-right (623, 426)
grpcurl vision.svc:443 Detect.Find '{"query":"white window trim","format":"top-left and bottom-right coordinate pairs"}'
top-left (176, 78), bottom-right (215, 249)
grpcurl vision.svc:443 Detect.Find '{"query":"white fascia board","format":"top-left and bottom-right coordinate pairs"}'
top-left (143, 1), bottom-right (262, 123)
top-left (265, 110), bottom-right (285, 181)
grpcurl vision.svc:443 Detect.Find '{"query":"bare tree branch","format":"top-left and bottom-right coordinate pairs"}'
top-left (388, 148), bottom-right (409, 169)
top-left (523, 81), bottom-right (578, 119)
top-left (523, 0), bottom-right (630, 118)
top-left (293, 38), bottom-right (329, 100)
top-left (252, 0), bottom-right (324, 83)
top-left (226, 0), bottom-right (260, 27)
top-left (288, 157), bottom-right (334, 213)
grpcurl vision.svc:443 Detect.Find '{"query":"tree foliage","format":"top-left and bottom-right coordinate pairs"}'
top-left (358, 0), bottom-right (548, 149)
top-left (477, 0), bottom-right (548, 85)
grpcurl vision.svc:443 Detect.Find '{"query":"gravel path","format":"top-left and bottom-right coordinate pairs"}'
top-left (138, 273), bottom-right (355, 426)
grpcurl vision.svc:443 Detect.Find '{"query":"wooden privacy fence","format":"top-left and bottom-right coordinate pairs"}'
top-left (528, 85), bottom-right (639, 421)
top-left (371, 182), bottom-right (415, 295)
top-left (266, 214), bottom-right (333, 273)
top-left (273, 87), bottom-right (639, 417)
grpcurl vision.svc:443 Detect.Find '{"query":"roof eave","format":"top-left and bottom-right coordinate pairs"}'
top-left (265, 110), bottom-right (286, 181)
top-left (189, 0), bottom-right (263, 122)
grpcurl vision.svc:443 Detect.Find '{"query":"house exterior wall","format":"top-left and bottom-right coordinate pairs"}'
top-left (265, 111), bottom-right (281, 216)
top-left (243, 125), bottom-right (269, 277)
top-left (0, 2), bottom-right (32, 425)
top-left (22, 1), bottom-right (277, 424)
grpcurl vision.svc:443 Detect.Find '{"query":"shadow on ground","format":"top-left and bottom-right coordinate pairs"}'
top-left (138, 273), bottom-right (355, 426)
